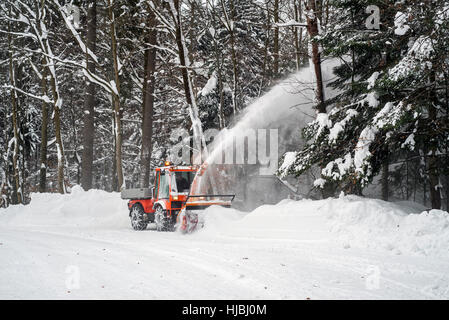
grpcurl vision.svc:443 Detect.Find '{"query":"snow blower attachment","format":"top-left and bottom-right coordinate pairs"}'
top-left (121, 161), bottom-right (235, 232)
top-left (177, 194), bottom-right (235, 233)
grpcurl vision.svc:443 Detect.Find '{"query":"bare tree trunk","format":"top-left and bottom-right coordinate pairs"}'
top-left (446, 74), bottom-right (449, 211)
top-left (1, 112), bottom-right (10, 207)
top-left (217, 68), bottom-right (225, 129)
top-left (306, 0), bottom-right (330, 198)
top-left (315, 0), bottom-right (323, 24)
top-left (108, 0), bottom-right (124, 191)
top-left (229, 1), bottom-right (238, 114)
top-left (262, 0), bottom-right (271, 83)
top-left (39, 63), bottom-right (48, 193)
top-left (428, 155), bottom-right (441, 209)
top-left (170, 0), bottom-right (207, 156)
top-left (324, 0), bottom-right (330, 26)
top-left (141, 8), bottom-right (157, 188)
top-left (293, 0), bottom-right (302, 70)
top-left (68, 91), bottom-right (80, 185)
top-left (112, 131), bottom-right (118, 192)
top-left (36, 0), bottom-right (65, 194)
top-left (81, 0), bottom-right (97, 191)
top-left (273, 0), bottom-right (279, 76)
top-left (306, 0), bottom-right (325, 112)
top-left (50, 74), bottom-right (65, 194)
top-left (214, 36), bottom-right (225, 129)
top-left (188, 0), bottom-right (197, 92)
top-left (406, 159), bottom-right (410, 200)
top-left (21, 128), bottom-right (27, 202)
top-left (220, 0), bottom-right (238, 115)
top-left (8, 20), bottom-right (22, 204)
top-left (381, 155), bottom-right (389, 201)
top-left (423, 153), bottom-right (427, 206)
top-left (428, 71), bottom-right (441, 209)
top-left (208, 4), bottom-right (226, 128)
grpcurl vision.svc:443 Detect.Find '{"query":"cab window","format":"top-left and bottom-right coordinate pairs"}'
top-left (158, 171), bottom-right (170, 199)
top-left (154, 171), bottom-right (160, 198)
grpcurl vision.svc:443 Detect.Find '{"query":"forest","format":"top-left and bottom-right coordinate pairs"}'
top-left (0, 0), bottom-right (448, 211)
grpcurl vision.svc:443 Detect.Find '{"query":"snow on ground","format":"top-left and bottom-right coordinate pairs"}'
top-left (1, 186), bottom-right (449, 299)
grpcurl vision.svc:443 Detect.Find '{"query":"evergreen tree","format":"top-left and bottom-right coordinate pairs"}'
top-left (278, 0), bottom-right (449, 209)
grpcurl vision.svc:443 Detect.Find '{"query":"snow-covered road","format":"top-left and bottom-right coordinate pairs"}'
top-left (1, 188), bottom-right (448, 299)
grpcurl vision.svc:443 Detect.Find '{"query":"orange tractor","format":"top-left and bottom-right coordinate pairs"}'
top-left (122, 161), bottom-right (235, 233)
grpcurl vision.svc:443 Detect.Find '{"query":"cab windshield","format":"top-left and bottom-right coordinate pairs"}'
top-left (171, 171), bottom-right (194, 193)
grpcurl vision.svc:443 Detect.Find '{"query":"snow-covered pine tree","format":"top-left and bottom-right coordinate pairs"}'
top-left (276, 1), bottom-right (399, 193)
top-left (278, 0), bottom-right (449, 209)
top-left (377, 0), bottom-right (449, 209)
top-left (278, 0), bottom-right (394, 195)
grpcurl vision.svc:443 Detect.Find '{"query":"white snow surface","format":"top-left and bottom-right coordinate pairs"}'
top-left (1, 186), bottom-right (449, 299)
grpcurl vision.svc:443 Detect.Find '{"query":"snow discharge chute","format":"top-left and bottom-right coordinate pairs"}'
top-left (178, 162), bottom-right (236, 234)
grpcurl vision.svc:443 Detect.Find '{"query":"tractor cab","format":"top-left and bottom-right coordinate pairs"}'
top-left (152, 163), bottom-right (197, 213)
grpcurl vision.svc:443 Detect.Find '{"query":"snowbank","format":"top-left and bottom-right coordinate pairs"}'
top-left (0, 185), bottom-right (129, 229)
top-left (325, 195), bottom-right (449, 257)
top-left (197, 199), bottom-right (332, 242)
top-left (1, 187), bottom-right (448, 258)
top-left (199, 195), bottom-right (449, 258)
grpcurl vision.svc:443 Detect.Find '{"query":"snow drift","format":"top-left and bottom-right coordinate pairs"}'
top-left (0, 185), bottom-right (128, 229)
top-left (198, 195), bottom-right (449, 258)
top-left (1, 187), bottom-right (448, 258)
